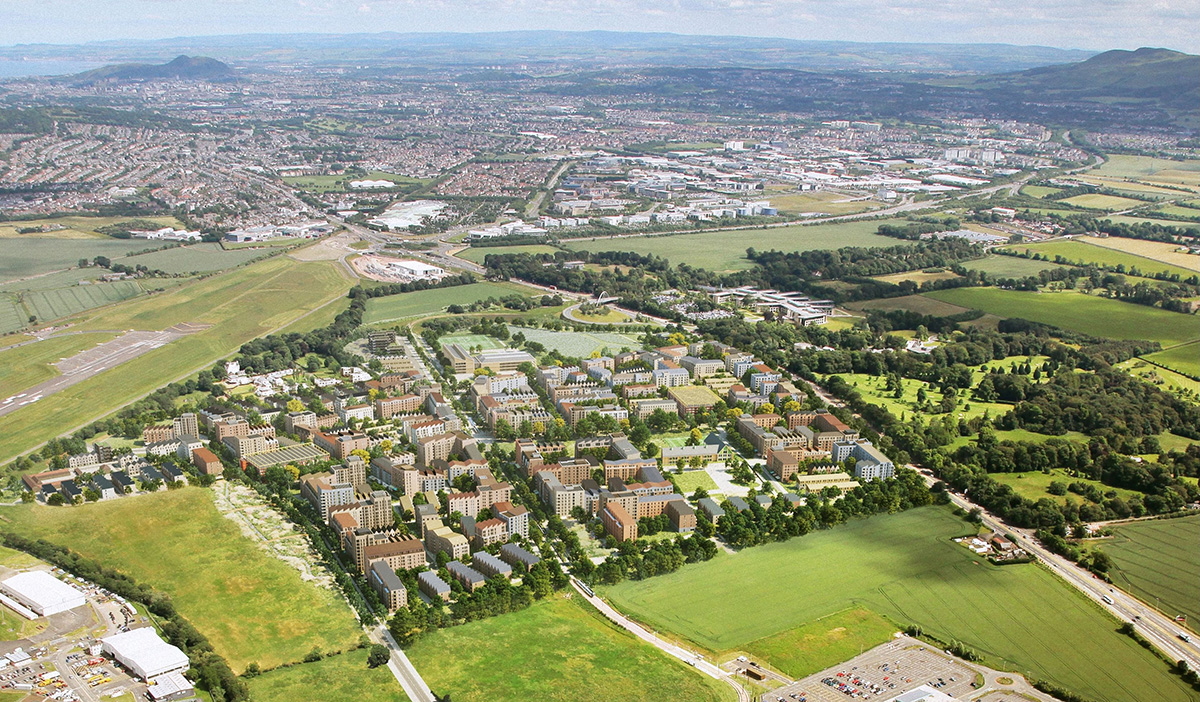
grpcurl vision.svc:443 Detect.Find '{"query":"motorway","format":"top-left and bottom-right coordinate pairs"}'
top-left (570, 579), bottom-right (752, 702)
top-left (926, 474), bottom-right (1200, 670)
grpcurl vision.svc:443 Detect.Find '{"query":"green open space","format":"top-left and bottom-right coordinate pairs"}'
top-left (1102, 214), bottom-right (1200, 229)
top-left (1092, 155), bottom-right (1200, 187)
top-left (247, 648), bottom-right (408, 702)
top-left (669, 470), bottom-right (720, 495)
top-left (508, 325), bottom-right (641, 358)
top-left (0, 332), bottom-right (117, 401)
top-left (987, 470), bottom-right (1143, 507)
top-left (1005, 240), bottom-right (1195, 279)
top-left (604, 506), bottom-right (1192, 702)
top-left (870, 269), bottom-right (961, 286)
top-left (1061, 194), bottom-right (1145, 211)
top-left (742, 608), bottom-right (897, 680)
top-left (123, 243), bottom-right (271, 274)
top-left (923, 288), bottom-right (1197, 347)
top-left (0, 216), bottom-right (184, 240)
top-left (0, 256), bottom-right (352, 461)
top-left (1083, 236), bottom-right (1200, 273)
top-left (1019, 185), bottom-right (1062, 198)
top-left (832, 372), bottom-right (1019, 422)
top-left (21, 280), bottom-right (145, 324)
top-left (0, 238), bottom-right (159, 283)
top-left (1095, 516), bottom-right (1200, 632)
top-left (456, 244), bottom-right (561, 264)
top-left (0, 267), bottom-right (110, 293)
top-left (847, 294), bottom-right (972, 317)
top-left (1142, 341), bottom-right (1200, 379)
top-left (406, 595), bottom-right (731, 702)
top-left (945, 428), bottom-right (1092, 452)
top-left (362, 282), bottom-right (534, 325)
top-left (562, 219), bottom-right (911, 272)
top-left (2, 489), bottom-right (362, 671)
top-left (439, 333), bottom-right (506, 351)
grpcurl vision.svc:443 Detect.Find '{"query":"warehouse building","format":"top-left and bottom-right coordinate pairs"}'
top-left (102, 628), bottom-right (190, 680)
top-left (0, 571), bottom-right (86, 617)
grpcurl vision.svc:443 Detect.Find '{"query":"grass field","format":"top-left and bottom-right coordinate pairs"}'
top-left (670, 470), bottom-right (720, 495)
top-left (247, 648), bottom-right (408, 702)
top-left (1093, 155), bottom-right (1200, 188)
top-left (1005, 240), bottom-right (1195, 279)
top-left (362, 282), bottom-right (533, 324)
top-left (869, 269), bottom-right (961, 286)
top-left (1096, 516), bottom-right (1200, 632)
top-left (0, 332), bottom-right (117, 400)
top-left (958, 254), bottom-right (1066, 278)
top-left (0, 256), bottom-right (352, 461)
top-left (439, 333), bottom-right (506, 351)
top-left (1020, 185), bottom-right (1062, 198)
top-left (765, 191), bottom-right (882, 216)
top-left (834, 372), bottom-right (1015, 422)
top-left (988, 470), bottom-right (1143, 507)
top-left (123, 243), bottom-right (270, 273)
top-left (742, 609), bottom-right (897, 679)
top-left (405, 595), bottom-right (731, 702)
top-left (847, 295), bottom-right (972, 317)
top-left (0, 238), bottom-right (157, 283)
top-left (0, 297), bottom-right (24, 334)
top-left (0, 216), bottom-right (184, 240)
top-left (1061, 194), bottom-right (1145, 211)
top-left (1142, 341), bottom-right (1200, 379)
top-left (604, 507), bottom-right (1192, 702)
top-left (21, 280), bottom-right (145, 323)
top-left (561, 219), bottom-right (911, 272)
top-left (923, 288), bottom-right (1198, 347)
top-left (508, 325), bottom-right (641, 357)
top-left (1102, 215), bottom-right (1200, 229)
top-left (1116, 357), bottom-right (1200, 400)
top-left (455, 244), bottom-right (560, 264)
top-left (2, 489), bottom-right (362, 671)
top-left (1084, 236), bottom-right (1200, 273)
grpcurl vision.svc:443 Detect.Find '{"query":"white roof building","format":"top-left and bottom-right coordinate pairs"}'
top-left (102, 628), bottom-right (190, 680)
top-left (0, 571), bottom-right (86, 617)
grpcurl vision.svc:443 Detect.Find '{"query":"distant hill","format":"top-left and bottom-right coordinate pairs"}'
top-left (70, 55), bottom-right (234, 83)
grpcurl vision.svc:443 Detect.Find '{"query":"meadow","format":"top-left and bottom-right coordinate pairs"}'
top-left (2, 489), bottom-right (362, 671)
top-left (847, 294), bottom-right (972, 317)
top-left (21, 280), bottom-right (145, 323)
top-left (0, 216), bottom-right (183, 240)
top-left (0, 331), bottom-right (116, 400)
top-left (561, 219), bottom-right (911, 272)
top-left (0, 256), bottom-right (351, 460)
top-left (1142, 341), bottom-right (1200, 379)
top-left (506, 325), bottom-right (642, 357)
top-left (958, 254), bottom-right (1066, 278)
top-left (1005, 240), bottom-right (1195, 279)
top-left (987, 470), bottom-right (1144, 507)
top-left (1019, 185), bottom-right (1062, 198)
top-left (362, 282), bottom-right (534, 324)
top-left (832, 371), bottom-right (1017, 422)
top-left (0, 238), bottom-right (157, 283)
top-left (1060, 194), bottom-right (1145, 211)
top-left (1096, 516), bottom-right (1200, 632)
top-left (405, 595), bottom-right (731, 702)
top-left (869, 269), bottom-right (961, 286)
top-left (1092, 155), bottom-right (1200, 188)
top-left (247, 648), bottom-right (408, 702)
top-left (923, 288), bottom-right (1198, 347)
top-left (742, 609), bottom-right (897, 679)
top-left (1083, 236), bottom-right (1200, 273)
top-left (604, 507), bottom-right (1192, 702)
top-left (123, 242), bottom-right (270, 273)
top-left (455, 244), bottom-right (560, 264)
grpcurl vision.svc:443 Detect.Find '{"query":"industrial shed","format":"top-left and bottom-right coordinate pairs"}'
top-left (102, 627), bottom-right (189, 680)
top-left (0, 571), bottom-right (86, 617)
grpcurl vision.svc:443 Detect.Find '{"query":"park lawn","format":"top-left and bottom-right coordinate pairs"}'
top-left (0, 257), bottom-right (351, 461)
top-left (869, 269), bottom-right (961, 286)
top-left (507, 325), bottom-right (642, 357)
top-left (670, 470), bottom-right (720, 495)
top-left (0, 332), bottom-right (117, 400)
top-left (247, 648), bottom-right (408, 702)
top-left (847, 295), bottom-right (972, 318)
top-left (1142, 341), bottom-right (1200, 379)
top-left (1095, 516), bottom-right (1200, 632)
top-left (1006, 240), bottom-right (1195, 279)
top-left (0, 238), bottom-right (158, 283)
top-left (604, 506), bottom-right (1192, 702)
top-left (1061, 194), bottom-right (1145, 211)
top-left (572, 306), bottom-right (633, 324)
top-left (1083, 236), bottom-right (1200, 273)
top-left (406, 595), bottom-right (731, 702)
top-left (923, 288), bottom-right (1198, 347)
top-left (2, 489), bottom-right (362, 671)
top-left (987, 470), bottom-right (1143, 507)
top-left (456, 244), bottom-right (560, 264)
top-left (561, 219), bottom-right (912, 272)
top-left (741, 609), bottom-right (898, 680)
top-left (362, 282), bottom-right (535, 324)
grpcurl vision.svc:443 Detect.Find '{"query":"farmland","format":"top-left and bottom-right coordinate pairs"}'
top-left (561, 219), bottom-right (911, 272)
top-left (123, 242), bottom-right (272, 273)
top-left (869, 269), bottom-right (961, 286)
top-left (1092, 155), bottom-right (1200, 187)
top-left (923, 288), bottom-right (1198, 346)
top-left (0, 238), bottom-right (158, 283)
top-left (1142, 341), bottom-right (1200, 378)
top-left (847, 294), bottom-right (972, 317)
top-left (1096, 516), bottom-right (1200, 632)
top-left (20, 280), bottom-right (144, 323)
top-left (2, 489), bottom-right (363, 671)
top-left (958, 254), bottom-right (1065, 277)
top-left (1083, 236), bottom-right (1200, 273)
top-left (362, 282), bottom-right (535, 324)
top-left (455, 244), bottom-right (560, 264)
top-left (1019, 185), bottom-right (1062, 198)
top-left (1060, 193), bottom-right (1145, 211)
top-left (764, 190), bottom-right (883, 216)
top-left (604, 507), bottom-right (1192, 702)
top-left (1004, 239), bottom-right (1195, 279)
top-left (247, 648), bottom-right (408, 702)
top-left (405, 595), bottom-right (731, 702)
top-left (506, 325), bottom-right (642, 357)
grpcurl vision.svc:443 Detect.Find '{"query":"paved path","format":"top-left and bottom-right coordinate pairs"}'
top-left (370, 624), bottom-right (435, 702)
top-left (570, 579), bottom-right (750, 702)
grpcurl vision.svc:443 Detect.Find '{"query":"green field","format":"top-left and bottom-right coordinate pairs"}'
top-left (2, 489), bottom-right (362, 671)
top-left (1097, 516), bottom-right (1200, 632)
top-left (21, 280), bottom-right (145, 323)
top-left (1093, 155), bottom-right (1200, 187)
top-left (1006, 240), bottom-right (1195, 279)
top-left (506, 325), bottom-right (641, 357)
top-left (1020, 185), bottom-right (1063, 198)
top-left (1103, 215), bottom-right (1200, 229)
top-left (988, 470), bottom-right (1143, 507)
top-left (0, 332), bottom-right (117, 400)
top-left (406, 595), bottom-right (731, 702)
top-left (833, 372), bottom-right (1015, 422)
top-left (923, 288), bottom-right (1198, 346)
top-left (362, 282), bottom-right (534, 324)
top-left (959, 254), bottom-right (1066, 278)
top-left (604, 507), bottom-right (1191, 702)
top-left (0, 216), bottom-right (184, 240)
top-left (562, 219), bottom-right (911, 272)
top-left (123, 243), bottom-right (270, 273)
top-left (1143, 341), bottom-right (1200, 379)
top-left (439, 333), bottom-right (506, 350)
top-left (743, 609), bottom-right (897, 679)
top-left (247, 648), bottom-right (408, 702)
top-left (847, 294), bottom-right (972, 317)
top-left (670, 470), bottom-right (720, 495)
top-left (0, 256), bottom-right (352, 461)
top-left (0, 238), bottom-right (156, 283)
top-left (0, 297), bottom-right (23, 334)
top-left (1061, 194), bottom-right (1146, 211)
top-left (870, 269), bottom-right (961, 285)
top-left (456, 244), bottom-right (561, 264)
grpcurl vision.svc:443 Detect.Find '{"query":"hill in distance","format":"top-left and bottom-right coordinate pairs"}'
top-left (70, 55), bottom-right (234, 83)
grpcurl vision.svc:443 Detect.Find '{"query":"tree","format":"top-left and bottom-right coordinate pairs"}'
top-left (367, 644), bottom-right (390, 668)
top-left (286, 399), bottom-right (306, 413)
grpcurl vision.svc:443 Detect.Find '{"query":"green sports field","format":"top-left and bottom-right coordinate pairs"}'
top-left (561, 219), bottom-right (912, 272)
top-left (438, 333), bottom-right (506, 350)
top-left (1005, 240), bottom-right (1195, 279)
top-left (604, 507), bottom-right (1192, 702)
top-left (2, 489), bottom-right (362, 672)
top-left (405, 595), bottom-right (731, 702)
top-left (1097, 516), bottom-right (1200, 632)
top-left (923, 288), bottom-right (1198, 347)
top-left (247, 648), bottom-right (408, 702)
top-left (362, 282), bottom-right (534, 324)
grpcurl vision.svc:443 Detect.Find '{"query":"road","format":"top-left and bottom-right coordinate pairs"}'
top-left (370, 624), bottom-right (435, 702)
top-left (570, 579), bottom-right (751, 702)
top-left (925, 474), bottom-right (1200, 670)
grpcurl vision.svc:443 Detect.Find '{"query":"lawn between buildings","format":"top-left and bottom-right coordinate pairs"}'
top-left (603, 506), bottom-right (1194, 702)
top-left (1091, 515), bottom-right (1200, 634)
top-left (1, 489), bottom-right (363, 672)
top-left (405, 595), bottom-right (731, 702)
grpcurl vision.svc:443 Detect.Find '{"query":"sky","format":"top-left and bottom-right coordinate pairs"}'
top-left (3, 0), bottom-right (1197, 53)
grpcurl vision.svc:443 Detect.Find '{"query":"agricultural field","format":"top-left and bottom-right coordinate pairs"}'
top-left (958, 254), bottom-right (1066, 278)
top-left (847, 294), bottom-right (972, 317)
top-left (1060, 194), bottom-right (1145, 211)
top-left (1092, 155), bottom-right (1200, 188)
top-left (20, 280), bottom-right (144, 323)
top-left (505, 325), bottom-right (642, 357)
top-left (0, 256), bottom-right (352, 460)
top-left (0, 238), bottom-right (158, 283)
top-left (923, 288), bottom-right (1198, 347)
top-left (1117, 357), bottom-right (1200, 402)
top-left (362, 282), bottom-right (535, 324)
top-left (869, 269), bottom-right (961, 286)
top-left (742, 609), bottom-right (897, 680)
top-left (1141, 340), bottom-right (1200, 379)
top-left (604, 506), bottom-right (1192, 702)
top-left (247, 648), bottom-right (408, 702)
top-left (1004, 239), bottom-right (1195, 279)
top-left (1096, 516), bottom-right (1200, 632)
top-left (562, 219), bottom-right (911, 272)
top-left (764, 190), bottom-right (882, 216)
top-left (1083, 236), bottom-right (1200, 273)
top-left (0, 216), bottom-right (184, 240)
top-left (455, 244), bottom-right (560, 264)
top-left (1102, 214), bottom-right (1200, 229)
top-left (124, 242), bottom-right (271, 273)
top-left (0, 331), bottom-right (117, 400)
top-left (1150, 204), bottom-right (1200, 220)
top-left (0, 297), bottom-right (23, 334)
top-left (2, 489), bottom-right (362, 671)
top-left (405, 595), bottom-right (730, 702)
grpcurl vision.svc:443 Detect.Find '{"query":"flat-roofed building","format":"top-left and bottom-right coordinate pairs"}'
top-left (601, 502), bottom-right (637, 542)
top-left (0, 571), bottom-right (86, 617)
top-left (368, 561), bottom-right (408, 613)
top-left (101, 628), bottom-right (189, 681)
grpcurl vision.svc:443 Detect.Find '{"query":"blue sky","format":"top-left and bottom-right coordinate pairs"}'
top-left (3, 0), bottom-right (1196, 52)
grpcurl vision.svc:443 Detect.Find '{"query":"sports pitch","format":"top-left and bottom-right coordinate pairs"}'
top-left (439, 333), bottom-right (506, 350)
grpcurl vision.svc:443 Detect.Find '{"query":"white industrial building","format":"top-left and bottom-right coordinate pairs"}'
top-left (0, 571), bottom-right (87, 617)
top-left (102, 628), bottom-right (190, 680)
top-left (389, 260), bottom-right (445, 280)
